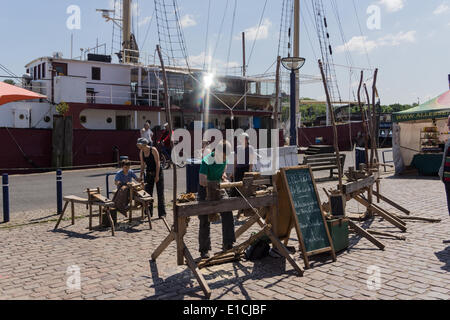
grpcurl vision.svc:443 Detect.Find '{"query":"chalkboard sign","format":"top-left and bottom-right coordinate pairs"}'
top-left (280, 166), bottom-right (336, 267)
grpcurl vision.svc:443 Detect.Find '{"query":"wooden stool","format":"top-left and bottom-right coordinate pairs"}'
top-left (92, 200), bottom-right (116, 236)
top-left (134, 195), bottom-right (154, 230)
top-left (54, 195), bottom-right (90, 230)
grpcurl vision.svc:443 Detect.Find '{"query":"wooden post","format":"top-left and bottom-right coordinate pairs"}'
top-left (357, 71), bottom-right (370, 173)
top-left (273, 56), bottom-right (281, 130)
top-left (371, 69), bottom-right (379, 165)
top-left (319, 60), bottom-right (343, 192)
top-left (157, 45), bottom-right (180, 263)
top-left (63, 116), bottom-right (73, 168)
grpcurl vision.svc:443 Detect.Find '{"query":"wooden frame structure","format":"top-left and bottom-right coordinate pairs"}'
top-left (151, 188), bottom-right (304, 299)
top-left (278, 166), bottom-right (336, 269)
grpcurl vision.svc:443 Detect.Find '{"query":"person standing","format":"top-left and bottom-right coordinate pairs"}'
top-left (141, 120), bottom-right (154, 145)
top-left (137, 138), bottom-right (166, 218)
top-left (234, 133), bottom-right (256, 183)
top-left (198, 140), bottom-right (236, 259)
top-left (438, 115), bottom-right (450, 216)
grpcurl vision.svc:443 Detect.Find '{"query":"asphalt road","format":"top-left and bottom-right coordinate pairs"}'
top-left (4, 166), bottom-right (187, 214)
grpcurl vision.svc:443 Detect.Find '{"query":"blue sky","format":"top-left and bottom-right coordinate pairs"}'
top-left (0, 0), bottom-right (449, 104)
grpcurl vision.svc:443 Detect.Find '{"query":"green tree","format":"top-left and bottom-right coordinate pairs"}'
top-left (56, 101), bottom-right (70, 116)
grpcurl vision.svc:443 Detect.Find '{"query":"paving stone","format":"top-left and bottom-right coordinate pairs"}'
top-left (0, 172), bottom-right (448, 300)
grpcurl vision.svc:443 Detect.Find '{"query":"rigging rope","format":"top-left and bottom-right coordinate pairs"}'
top-left (226, 0), bottom-right (239, 75)
top-left (203, 0), bottom-right (212, 69)
top-left (247, 0), bottom-right (269, 67)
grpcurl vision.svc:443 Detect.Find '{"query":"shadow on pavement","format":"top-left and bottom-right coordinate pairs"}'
top-left (435, 246), bottom-right (450, 272)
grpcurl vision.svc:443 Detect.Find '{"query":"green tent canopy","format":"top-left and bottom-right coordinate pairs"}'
top-left (393, 90), bottom-right (450, 122)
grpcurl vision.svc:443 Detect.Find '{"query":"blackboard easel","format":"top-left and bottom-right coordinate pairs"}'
top-left (278, 166), bottom-right (336, 269)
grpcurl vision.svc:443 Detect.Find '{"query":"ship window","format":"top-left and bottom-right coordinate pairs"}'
top-left (33, 66), bottom-right (37, 80)
top-left (38, 64), bottom-right (41, 79)
top-left (80, 115), bottom-right (87, 124)
top-left (53, 62), bottom-right (68, 76)
top-left (106, 117), bottom-right (113, 124)
top-left (92, 67), bottom-right (101, 81)
top-left (42, 63), bottom-right (46, 79)
top-left (44, 116), bottom-right (51, 123)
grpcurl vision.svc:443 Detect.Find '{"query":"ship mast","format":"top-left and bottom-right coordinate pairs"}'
top-left (122, 0), bottom-right (132, 58)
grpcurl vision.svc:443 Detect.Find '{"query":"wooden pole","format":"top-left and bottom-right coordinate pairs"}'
top-left (363, 84), bottom-right (374, 167)
top-left (273, 56), bottom-right (281, 130)
top-left (371, 69), bottom-right (379, 165)
top-left (319, 60), bottom-right (343, 191)
top-left (157, 45), bottom-right (181, 264)
top-left (357, 71), bottom-right (370, 172)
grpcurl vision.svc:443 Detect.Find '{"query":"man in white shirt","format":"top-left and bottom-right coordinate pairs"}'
top-left (141, 120), bottom-right (153, 145)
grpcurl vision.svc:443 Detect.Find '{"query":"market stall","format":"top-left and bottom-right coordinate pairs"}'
top-left (392, 90), bottom-right (450, 175)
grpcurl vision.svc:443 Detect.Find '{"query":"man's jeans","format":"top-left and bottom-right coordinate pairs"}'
top-left (198, 185), bottom-right (236, 254)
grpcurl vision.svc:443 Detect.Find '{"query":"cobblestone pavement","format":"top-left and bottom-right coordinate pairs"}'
top-left (0, 173), bottom-right (449, 300)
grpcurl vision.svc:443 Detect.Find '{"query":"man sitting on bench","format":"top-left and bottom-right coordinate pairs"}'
top-left (113, 160), bottom-right (142, 216)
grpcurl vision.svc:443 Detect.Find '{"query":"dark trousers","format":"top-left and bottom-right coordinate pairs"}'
top-left (445, 183), bottom-right (450, 216)
top-left (231, 165), bottom-right (250, 197)
top-left (198, 186), bottom-right (236, 254)
top-left (145, 170), bottom-right (166, 217)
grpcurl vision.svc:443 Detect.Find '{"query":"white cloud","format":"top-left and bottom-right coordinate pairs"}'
top-left (336, 31), bottom-right (416, 54)
top-left (138, 16), bottom-right (152, 27)
top-left (237, 18), bottom-right (272, 41)
top-left (434, 3), bottom-right (450, 15)
top-left (188, 52), bottom-right (240, 71)
top-left (180, 14), bottom-right (197, 28)
top-left (378, 0), bottom-right (405, 13)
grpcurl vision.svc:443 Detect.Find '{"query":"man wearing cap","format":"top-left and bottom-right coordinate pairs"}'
top-left (198, 140), bottom-right (236, 259)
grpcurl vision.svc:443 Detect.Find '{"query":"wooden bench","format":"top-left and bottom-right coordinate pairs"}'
top-left (302, 153), bottom-right (346, 179)
top-left (54, 195), bottom-right (90, 230)
top-left (54, 190), bottom-right (116, 236)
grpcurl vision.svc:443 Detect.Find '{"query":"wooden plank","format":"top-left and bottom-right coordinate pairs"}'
top-left (151, 231), bottom-right (175, 261)
top-left (177, 195), bottom-right (276, 218)
top-left (306, 247), bottom-right (334, 257)
top-left (63, 116), bottom-right (73, 167)
top-left (176, 209), bottom-right (185, 266)
top-left (184, 246), bottom-right (212, 299)
top-left (343, 175), bottom-right (375, 195)
top-left (235, 210), bottom-right (265, 239)
top-left (354, 196), bottom-right (407, 232)
top-left (348, 220), bottom-right (385, 250)
top-left (371, 203), bottom-right (407, 227)
top-left (254, 220), bottom-right (304, 276)
top-left (106, 208), bottom-right (115, 236)
top-left (373, 191), bottom-right (411, 215)
top-left (54, 201), bottom-right (69, 230)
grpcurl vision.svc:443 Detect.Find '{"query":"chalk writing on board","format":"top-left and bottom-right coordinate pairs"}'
top-left (284, 168), bottom-right (330, 252)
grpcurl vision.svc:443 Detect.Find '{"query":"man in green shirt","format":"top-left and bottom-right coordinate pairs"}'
top-left (198, 140), bottom-right (236, 259)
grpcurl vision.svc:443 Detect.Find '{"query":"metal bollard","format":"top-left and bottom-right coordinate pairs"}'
top-left (2, 174), bottom-right (10, 223)
top-left (57, 169), bottom-right (63, 215)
